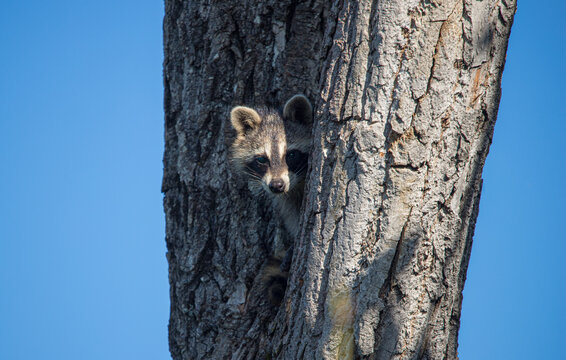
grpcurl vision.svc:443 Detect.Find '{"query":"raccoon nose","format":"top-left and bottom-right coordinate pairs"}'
top-left (269, 179), bottom-right (285, 193)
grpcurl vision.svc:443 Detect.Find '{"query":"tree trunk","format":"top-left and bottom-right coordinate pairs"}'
top-left (162, 0), bottom-right (516, 359)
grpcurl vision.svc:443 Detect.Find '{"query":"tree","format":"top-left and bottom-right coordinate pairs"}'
top-left (162, 0), bottom-right (516, 358)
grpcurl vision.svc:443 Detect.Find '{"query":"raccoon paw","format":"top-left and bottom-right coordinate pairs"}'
top-left (262, 258), bottom-right (289, 306)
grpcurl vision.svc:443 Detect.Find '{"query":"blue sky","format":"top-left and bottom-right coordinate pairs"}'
top-left (459, 1), bottom-right (566, 358)
top-left (0, 1), bottom-right (564, 360)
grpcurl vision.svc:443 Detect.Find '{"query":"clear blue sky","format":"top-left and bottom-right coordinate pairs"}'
top-left (0, 1), bottom-right (564, 360)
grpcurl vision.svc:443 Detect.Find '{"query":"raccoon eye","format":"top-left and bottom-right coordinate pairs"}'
top-left (255, 156), bottom-right (269, 165)
top-left (286, 150), bottom-right (301, 160)
top-left (246, 156), bottom-right (268, 177)
top-left (286, 150), bottom-right (308, 173)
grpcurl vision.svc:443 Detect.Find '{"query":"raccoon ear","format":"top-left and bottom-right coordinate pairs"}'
top-left (230, 106), bottom-right (262, 135)
top-left (283, 94), bottom-right (312, 126)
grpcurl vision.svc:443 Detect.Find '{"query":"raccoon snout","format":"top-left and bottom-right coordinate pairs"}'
top-left (269, 179), bottom-right (286, 193)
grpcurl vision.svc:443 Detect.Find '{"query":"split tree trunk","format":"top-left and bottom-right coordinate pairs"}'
top-left (162, 0), bottom-right (516, 359)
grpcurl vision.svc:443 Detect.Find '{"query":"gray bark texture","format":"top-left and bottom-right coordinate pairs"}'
top-left (162, 0), bottom-right (516, 359)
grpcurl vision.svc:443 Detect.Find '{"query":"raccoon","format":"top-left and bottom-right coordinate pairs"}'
top-left (229, 94), bottom-right (313, 304)
top-left (230, 94), bottom-right (313, 237)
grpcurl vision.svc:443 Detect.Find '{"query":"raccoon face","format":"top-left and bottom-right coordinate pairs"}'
top-left (244, 140), bottom-right (309, 194)
top-left (230, 95), bottom-right (312, 196)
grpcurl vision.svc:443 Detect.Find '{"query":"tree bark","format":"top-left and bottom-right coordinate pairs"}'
top-left (162, 0), bottom-right (516, 359)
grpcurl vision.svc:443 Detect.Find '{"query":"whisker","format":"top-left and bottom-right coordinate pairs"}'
top-left (244, 170), bottom-right (263, 180)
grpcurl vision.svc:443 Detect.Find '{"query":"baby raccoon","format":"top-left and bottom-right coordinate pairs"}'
top-left (230, 94), bottom-right (313, 237)
top-left (230, 94), bottom-right (313, 304)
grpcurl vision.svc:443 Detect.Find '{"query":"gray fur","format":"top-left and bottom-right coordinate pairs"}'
top-left (230, 95), bottom-right (313, 237)
top-left (229, 94), bottom-right (312, 305)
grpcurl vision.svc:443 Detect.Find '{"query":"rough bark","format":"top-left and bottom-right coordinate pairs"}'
top-left (163, 0), bottom-right (516, 359)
